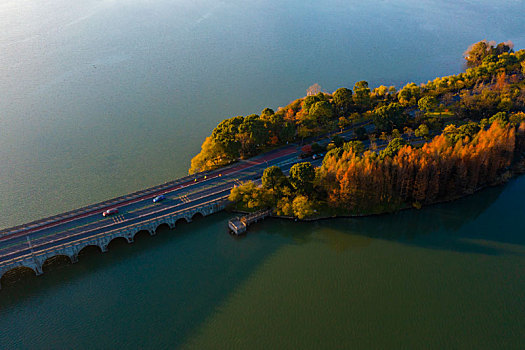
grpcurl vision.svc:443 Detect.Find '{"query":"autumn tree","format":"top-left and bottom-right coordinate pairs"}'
top-left (320, 120), bottom-right (517, 213)
top-left (292, 195), bottom-right (315, 219)
top-left (343, 141), bottom-right (364, 155)
top-left (307, 83), bottom-right (322, 96)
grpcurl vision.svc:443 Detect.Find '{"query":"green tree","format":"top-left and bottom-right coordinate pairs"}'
top-left (355, 126), bottom-right (367, 140)
top-left (309, 101), bottom-right (334, 125)
top-left (464, 40), bottom-right (493, 68)
top-left (279, 122), bottom-right (296, 143)
top-left (332, 135), bottom-right (344, 147)
top-left (418, 95), bottom-right (438, 113)
top-left (311, 142), bottom-right (324, 154)
top-left (391, 129), bottom-right (402, 139)
top-left (228, 181), bottom-right (274, 210)
top-left (489, 112), bottom-right (509, 126)
top-left (353, 81), bottom-right (371, 110)
top-left (276, 196), bottom-right (294, 216)
top-left (457, 122), bottom-right (481, 138)
top-left (189, 136), bottom-right (227, 174)
top-left (261, 166), bottom-right (288, 191)
top-left (414, 124), bottom-right (430, 139)
top-left (303, 95), bottom-right (322, 113)
top-left (373, 85), bottom-right (389, 99)
top-left (260, 107), bottom-right (275, 119)
top-left (212, 116), bottom-right (244, 159)
top-left (398, 83), bottom-right (421, 106)
top-left (373, 103), bottom-right (405, 131)
top-left (379, 138), bottom-right (407, 159)
top-left (289, 162), bottom-right (316, 195)
top-left (442, 123), bottom-right (479, 144)
top-left (338, 117), bottom-right (350, 131)
top-left (333, 87), bottom-right (353, 116)
top-left (237, 114), bottom-right (267, 156)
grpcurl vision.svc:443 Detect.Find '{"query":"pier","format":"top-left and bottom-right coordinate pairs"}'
top-left (228, 209), bottom-right (272, 235)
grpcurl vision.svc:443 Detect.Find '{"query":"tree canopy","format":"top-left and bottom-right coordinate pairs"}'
top-left (289, 162), bottom-right (316, 195)
top-left (333, 87), bottom-right (353, 116)
top-left (261, 166), bottom-right (288, 192)
top-left (373, 103), bottom-right (405, 132)
top-left (464, 40), bottom-right (514, 68)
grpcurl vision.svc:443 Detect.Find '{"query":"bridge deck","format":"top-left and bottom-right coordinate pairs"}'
top-left (0, 144), bottom-right (309, 288)
top-left (0, 124), bottom-right (365, 287)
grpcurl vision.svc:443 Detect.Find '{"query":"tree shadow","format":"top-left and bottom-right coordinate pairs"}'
top-left (269, 176), bottom-right (525, 256)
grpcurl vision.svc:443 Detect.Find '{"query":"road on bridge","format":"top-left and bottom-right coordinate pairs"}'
top-left (0, 121), bottom-right (378, 272)
top-left (0, 144), bottom-right (321, 267)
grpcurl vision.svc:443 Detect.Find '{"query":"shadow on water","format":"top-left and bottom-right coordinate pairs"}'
top-left (0, 212), bottom-right (287, 349)
top-left (1, 178), bottom-right (524, 348)
top-left (2, 177), bottom-right (523, 296)
top-left (265, 176), bottom-right (525, 256)
top-left (0, 224), bottom-right (176, 294)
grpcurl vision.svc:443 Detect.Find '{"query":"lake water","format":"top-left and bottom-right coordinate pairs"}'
top-left (1, 0), bottom-right (525, 348)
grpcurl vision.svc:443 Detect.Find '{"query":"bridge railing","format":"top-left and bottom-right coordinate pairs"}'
top-left (0, 169), bottom-right (218, 237)
top-left (0, 196), bottom-right (230, 267)
top-left (14, 187), bottom-right (234, 255)
top-left (0, 142), bottom-right (299, 237)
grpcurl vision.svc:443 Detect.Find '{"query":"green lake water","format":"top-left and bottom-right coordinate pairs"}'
top-left (1, 0), bottom-right (525, 348)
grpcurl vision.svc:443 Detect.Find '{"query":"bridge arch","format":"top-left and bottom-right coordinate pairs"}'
top-left (107, 236), bottom-right (130, 251)
top-left (155, 223), bottom-right (170, 234)
top-left (175, 217), bottom-right (189, 227)
top-left (42, 254), bottom-right (72, 272)
top-left (133, 229), bottom-right (152, 241)
top-left (191, 212), bottom-right (205, 221)
top-left (77, 244), bottom-right (104, 260)
top-left (0, 265), bottom-right (38, 288)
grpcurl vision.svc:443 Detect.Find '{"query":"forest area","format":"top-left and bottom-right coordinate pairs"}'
top-left (192, 40), bottom-right (525, 218)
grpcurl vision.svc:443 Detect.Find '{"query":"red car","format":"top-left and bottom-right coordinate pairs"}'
top-left (103, 208), bottom-right (119, 217)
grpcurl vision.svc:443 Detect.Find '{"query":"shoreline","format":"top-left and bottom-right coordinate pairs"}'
top-left (228, 164), bottom-right (525, 223)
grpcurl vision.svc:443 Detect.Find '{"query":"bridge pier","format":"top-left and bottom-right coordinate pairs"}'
top-left (1, 198), bottom-right (231, 288)
top-left (34, 261), bottom-right (44, 276)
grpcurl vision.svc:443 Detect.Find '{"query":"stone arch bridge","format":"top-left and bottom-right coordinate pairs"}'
top-left (0, 198), bottom-right (228, 288)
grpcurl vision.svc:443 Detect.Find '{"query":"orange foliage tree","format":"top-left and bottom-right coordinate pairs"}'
top-left (320, 122), bottom-right (519, 213)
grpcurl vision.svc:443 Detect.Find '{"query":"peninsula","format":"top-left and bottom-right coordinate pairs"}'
top-left (190, 40), bottom-right (525, 219)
